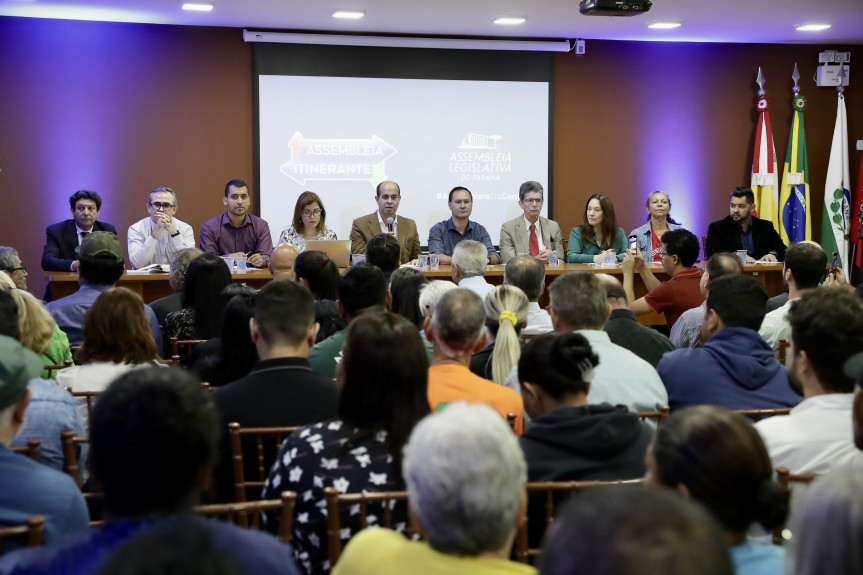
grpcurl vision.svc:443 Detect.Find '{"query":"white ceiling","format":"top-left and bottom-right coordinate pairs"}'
top-left (1, 0), bottom-right (862, 45)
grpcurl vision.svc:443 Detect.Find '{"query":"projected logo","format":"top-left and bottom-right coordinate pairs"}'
top-left (449, 133), bottom-right (512, 183)
top-left (280, 131), bottom-right (397, 185)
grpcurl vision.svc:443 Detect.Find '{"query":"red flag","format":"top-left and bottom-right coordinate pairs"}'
top-left (851, 152), bottom-right (863, 268)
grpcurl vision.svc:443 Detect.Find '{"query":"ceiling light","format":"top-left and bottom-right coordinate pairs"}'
top-left (647, 20), bottom-right (682, 29)
top-left (795, 23), bottom-right (832, 31)
top-left (494, 16), bottom-right (527, 25)
top-left (332, 10), bottom-right (365, 19)
top-left (182, 3), bottom-right (213, 11)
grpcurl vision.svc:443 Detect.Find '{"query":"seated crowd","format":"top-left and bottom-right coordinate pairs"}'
top-left (1, 178), bottom-right (863, 575)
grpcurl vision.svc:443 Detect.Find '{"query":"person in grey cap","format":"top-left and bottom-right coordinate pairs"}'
top-left (45, 231), bottom-right (163, 356)
top-left (0, 334), bottom-right (89, 549)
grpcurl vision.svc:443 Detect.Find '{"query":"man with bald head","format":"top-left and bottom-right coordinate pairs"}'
top-left (349, 180), bottom-right (420, 264)
top-left (269, 244), bottom-right (299, 280)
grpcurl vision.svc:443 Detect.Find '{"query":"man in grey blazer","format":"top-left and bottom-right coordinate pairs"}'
top-left (499, 181), bottom-right (565, 264)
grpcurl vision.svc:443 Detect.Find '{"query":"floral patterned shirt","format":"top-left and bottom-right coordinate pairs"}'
top-left (277, 226), bottom-right (338, 253)
top-left (261, 420), bottom-right (407, 575)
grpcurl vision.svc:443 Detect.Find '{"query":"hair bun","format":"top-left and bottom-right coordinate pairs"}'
top-left (752, 479), bottom-right (789, 530)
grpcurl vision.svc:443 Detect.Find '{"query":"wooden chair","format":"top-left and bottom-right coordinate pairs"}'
top-left (43, 359), bottom-right (74, 379)
top-left (193, 491), bottom-right (297, 541)
top-left (323, 487), bottom-right (415, 567)
top-left (10, 439), bottom-right (41, 463)
top-left (69, 345), bottom-right (82, 362)
top-left (514, 479), bottom-right (644, 563)
top-left (734, 407), bottom-right (792, 421)
top-left (772, 466), bottom-right (819, 545)
top-left (506, 412), bottom-right (518, 431)
top-left (701, 236), bottom-right (707, 260)
top-left (0, 515), bottom-right (45, 556)
top-left (228, 423), bottom-right (300, 503)
top-left (169, 337), bottom-right (206, 362)
top-left (778, 338), bottom-right (788, 365)
top-left (65, 389), bottom-right (101, 423)
top-left (637, 405), bottom-right (670, 428)
top-left (60, 431), bottom-right (89, 485)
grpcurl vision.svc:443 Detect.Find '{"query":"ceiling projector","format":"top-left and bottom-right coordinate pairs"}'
top-left (579, 0), bottom-right (652, 16)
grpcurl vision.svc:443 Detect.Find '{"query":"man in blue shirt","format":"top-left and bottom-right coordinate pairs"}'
top-left (45, 232), bottom-right (163, 356)
top-left (428, 187), bottom-right (500, 265)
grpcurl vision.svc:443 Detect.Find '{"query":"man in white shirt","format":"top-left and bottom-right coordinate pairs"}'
top-left (503, 255), bottom-right (552, 336)
top-left (451, 240), bottom-right (494, 301)
top-left (498, 181), bottom-right (564, 264)
top-left (759, 241), bottom-right (826, 354)
top-left (127, 187), bottom-right (195, 269)
top-left (756, 289), bottom-right (863, 474)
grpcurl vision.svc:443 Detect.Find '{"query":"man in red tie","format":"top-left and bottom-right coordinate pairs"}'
top-left (499, 181), bottom-right (565, 264)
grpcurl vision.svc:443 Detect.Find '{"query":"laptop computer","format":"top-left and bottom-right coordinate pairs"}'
top-left (304, 239), bottom-right (352, 267)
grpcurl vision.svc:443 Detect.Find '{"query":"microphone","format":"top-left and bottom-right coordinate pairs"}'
top-left (387, 217), bottom-right (394, 233)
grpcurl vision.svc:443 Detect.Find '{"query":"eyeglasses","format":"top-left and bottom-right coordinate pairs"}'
top-left (655, 250), bottom-right (667, 257)
top-left (4, 266), bottom-right (26, 273)
top-left (521, 198), bottom-right (543, 205)
top-left (302, 209), bottom-right (323, 217)
top-left (150, 202), bottom-right (175, 210)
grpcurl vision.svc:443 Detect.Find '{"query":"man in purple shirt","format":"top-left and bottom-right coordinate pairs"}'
top-left (200, 179), bottom-right (273, 268)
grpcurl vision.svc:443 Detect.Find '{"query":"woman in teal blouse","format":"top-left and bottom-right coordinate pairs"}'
top-left (566, 194), bottom-right (627, 263)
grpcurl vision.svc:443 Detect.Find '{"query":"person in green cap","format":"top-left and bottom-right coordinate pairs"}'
top-left (0, 331), bottom-right (89, 550)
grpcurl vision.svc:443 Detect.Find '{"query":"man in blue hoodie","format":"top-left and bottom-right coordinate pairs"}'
top-left (657, 274), bottom-right (802, 410)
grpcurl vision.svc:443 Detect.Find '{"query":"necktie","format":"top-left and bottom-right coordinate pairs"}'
top-left (529, 224), bottom-right (539, 257)
top-left (80, 231), bottom-right (89, 242)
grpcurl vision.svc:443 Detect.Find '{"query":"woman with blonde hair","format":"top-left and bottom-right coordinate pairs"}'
top-left (8, 288), bottom-right (74, 378)
top-left (470, 285), bottom-right (528, 385)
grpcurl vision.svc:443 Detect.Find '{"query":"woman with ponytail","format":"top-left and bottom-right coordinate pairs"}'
top-left (469, 285), bottom-right (528, 385)
top-left (645, 405), bottom-right (789, 575)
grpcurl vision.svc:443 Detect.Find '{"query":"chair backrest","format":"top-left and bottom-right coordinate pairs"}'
top-left (734, 407), bottom-right (792, 421)
top-left (10, 439), bottom-right (41, 463)
top-left (65, 388), bottom-right (101, 423)
top-left (228, 422), bottom-right (300, 503)
top-left (506, 413), bottom-right (518, 431)
top-left (778, 338), bottom-right (788, 365)
top-left (513, 479), bottom-right (645, 563)
top-left (323, 486), bottom-right (415, 567)
top-left (0, 515), bottom-right (45, 556)
top-left (193, 491), bottom-right (297, 542)
top-left (637, 405), bottom-right (670, 428)
top-left (60, 431), bottom-right (90, 487)
top-left (169, 337), bottom-right (206, 363)
top-left (43, 359), bottom-right (74, 379)
top-left (772, 466), bottom-right (819, 545)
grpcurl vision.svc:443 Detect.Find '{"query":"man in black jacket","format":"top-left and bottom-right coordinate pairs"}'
top-left (41, 190), bottom-right (117, 272)
top-left (705, 187), bottom-right (786, 261)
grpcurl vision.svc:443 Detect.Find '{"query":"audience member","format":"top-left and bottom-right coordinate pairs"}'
top-left (365, 232), bottom-right (401, 283)
top-left (670, 252), bottom-right (743, 349)
top-left (657, 274), bottom-right (802, 410)
top-left (148, 247), bottom-right (202, 328)
top-left (8, 288), bottom-right (74, 378)
top-left (417, 280), bottom-right (457, 325)
top-left (293, 250), bottom-right (345, 343)
top-left (277, 191), bottom-right (337, 252)
top-left (270, 243), bottom-right (300, 280)
top-left (540, 486), bottom-right (733, 575)
top-left (848, 352), bottom-right (863, 450)
top-left (705, 186), bottom-right (787, 261)
top-left (504, 255), bottom-right (553, 336)
top-left (349, 180), bottom-right (420, 264)
top-left (518, 333), bottom-right (652, 546)
top-left (622, 228), bottom-right (703, 330)
top-left (0, 246), bottom-right (28, 291)
top-left (46, 231), bottom-right (163, 354)
top-left (332, 403), bottom-right (533, 575)
top-left (193, 285), bottom-right (259, 385)
top-left (263, 313), bottom-right (430, 575)
top-left (388, 267), bottom-right (432, 360)
top-left (0, 368), bottom-right (299, 575)
top-left (41, 190), bottom-right (117, 273)
top-left (200, 179), bottom-right (272, 267)
top-left (308, 263), bottom-right (389, 379)
top-left (755, 289), bottom-right (863, 473)
top-left (627, 190), bottom-right (684, 262)
top-left (596, 274), bottom-right (675, 367)
top-left (0, 334), bottom-right (88, 550)
top-left (428, 186), bottom-right (500, 264)
top-left (788, 467), bottom-right (863, 575)
top-left (426, 289), bottom-right (524, 433)
top-left (758, 242), bottom-right (826, 353)
top-left (469, 285), bottom-right (527, 384)
top-left (450, 240), bottom-right (495, 300)
top-left (0, 291), bottom-right (84, 474)
top-left (499, 181), bottom-right (564, 264)
top-left (164, 253), bottom-right (233, 342)
top-left (646, 405), bottom-right (788, 575)
top-left (566, 194), bottom-right (626, 263)
top-left (506, 273), bottom-right (668, 418)
top-left (211, 280), bottom-right (339, 503)
top-left (127, 186), bottom-right (195, 269)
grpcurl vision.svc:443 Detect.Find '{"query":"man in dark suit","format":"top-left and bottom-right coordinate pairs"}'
top-left (41, 190), bottom-right (118, 273)
top-left (705, 187), bottom-right (786, 261)
top-left (349, 180), bottom-right (421, 264)
top-left (210, 279), bottom-right (339, 502)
